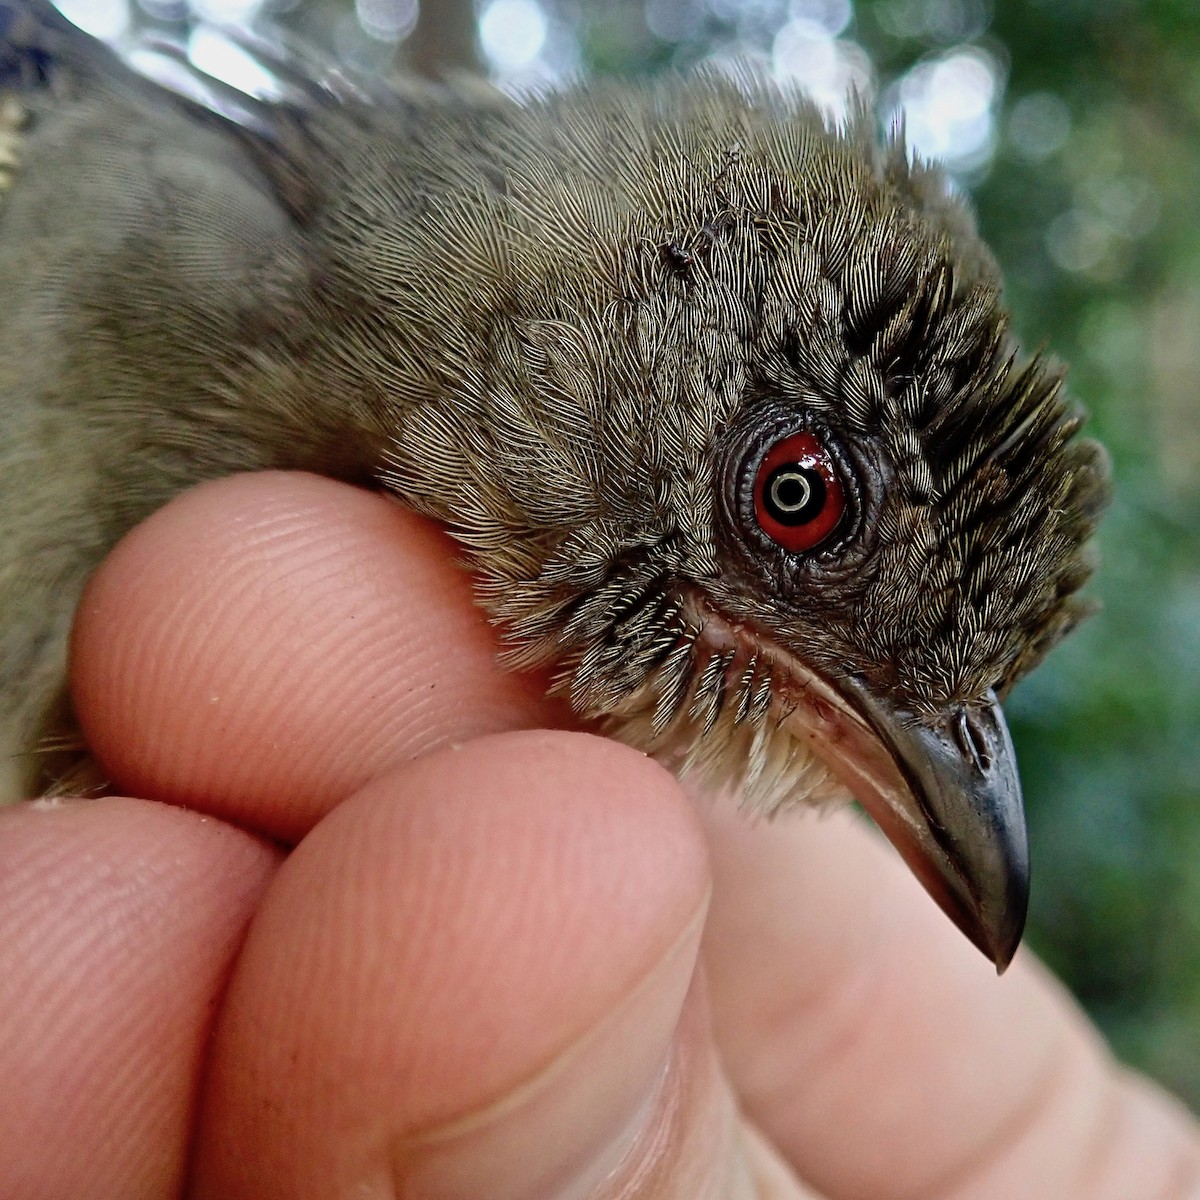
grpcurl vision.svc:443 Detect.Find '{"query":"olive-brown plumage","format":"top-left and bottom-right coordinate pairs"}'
top-left (0, 1), bottom-right (1109, 965)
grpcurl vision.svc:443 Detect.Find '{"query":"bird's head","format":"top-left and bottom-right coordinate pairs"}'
top-left (377, 78), bottom-right (1109, 969)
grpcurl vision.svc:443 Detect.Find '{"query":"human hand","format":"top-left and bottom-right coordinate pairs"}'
top-left (1, 471), bottom-right (1196, 1199)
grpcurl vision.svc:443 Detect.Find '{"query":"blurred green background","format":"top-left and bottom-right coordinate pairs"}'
top-left (65, 0), bottom-right (1200, 1104)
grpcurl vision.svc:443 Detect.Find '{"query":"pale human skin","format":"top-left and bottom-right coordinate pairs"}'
top-left (0, 470), bottom-right (1196, 1199)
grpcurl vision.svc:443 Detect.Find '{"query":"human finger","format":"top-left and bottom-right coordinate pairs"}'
top-left (185, 730), bottom-right (799, 1198)
top-left (699, 799), bottom-right (1200, 1199)
top-left (70, 471), bottom-right (558, 842)
top-left (0, 796), bottom-right (279, 1199)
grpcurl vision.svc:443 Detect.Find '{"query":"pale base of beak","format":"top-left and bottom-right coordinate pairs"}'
top-left (686, 598), bottom-right (1029, 971)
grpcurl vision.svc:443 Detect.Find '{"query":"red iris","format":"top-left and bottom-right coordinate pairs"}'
top-left (753, 431), bottom-right (846, 552)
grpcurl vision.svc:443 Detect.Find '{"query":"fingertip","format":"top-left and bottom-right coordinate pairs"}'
top-left (70, 472), bottom-right (556, 840)
top-left (0, 797), bottom-right (278, 1200)
top-left (190, 730), bottom-right (713, 1198)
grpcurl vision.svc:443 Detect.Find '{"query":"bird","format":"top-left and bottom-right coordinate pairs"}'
top-left (0, 0), bottom-right (1109, 970)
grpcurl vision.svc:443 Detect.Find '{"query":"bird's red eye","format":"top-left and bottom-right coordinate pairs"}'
top-left (753, 432), bottom-right (846, 552)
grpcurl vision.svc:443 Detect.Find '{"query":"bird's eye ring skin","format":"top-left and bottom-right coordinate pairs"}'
top-left (714, 399), bottom-right (888, 595)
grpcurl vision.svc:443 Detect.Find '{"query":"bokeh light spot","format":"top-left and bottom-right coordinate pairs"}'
top-left (645, 0), bottom-right (704, 43)
top-left (355, 0), bottom-right (419, 43)
top-left (772, 18), bottom-right (873, 119)
top-left (190, 0), bottom-right (266, 22)
top-left (187, 24), bottom-right (284, 97)
top-left (877, 0), bottom-right (990, 44)
top-left (480, 0), bottom-right (549, 71)
top-left (1046, 208), bottom-right (1113, 275)
top-left (788, 0), bottom-right (852, 38)
top-left (1008, 90), bottom-right (1071, 161)
top-left (54, 0), bottom-right (131, 40)
top-left (892, 45), bottom-right (1001, 169)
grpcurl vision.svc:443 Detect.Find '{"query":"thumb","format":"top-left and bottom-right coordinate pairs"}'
top-left (188, 730), bottom-right (804, 1198)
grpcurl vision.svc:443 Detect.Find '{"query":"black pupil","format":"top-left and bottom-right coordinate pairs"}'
top-left (764, 465), bottom-right (826, 525)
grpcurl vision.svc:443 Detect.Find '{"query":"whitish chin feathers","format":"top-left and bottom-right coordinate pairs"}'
top-left (485, 556), bottom-right (847, 812)
top-left (576, 594), bottom-right (847, 814)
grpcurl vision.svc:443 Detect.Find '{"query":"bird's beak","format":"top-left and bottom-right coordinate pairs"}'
top-left (780, 675), bottom-right (1029, 971)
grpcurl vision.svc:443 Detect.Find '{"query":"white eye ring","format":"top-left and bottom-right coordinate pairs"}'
top-left (768, 469), bottom-right (815, 516)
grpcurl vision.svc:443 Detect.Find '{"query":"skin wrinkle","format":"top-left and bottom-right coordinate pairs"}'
top-left (1071, 1065), bottom-right (1132, 1200)
top-left (1098, 1073), bottom-right (1200, 1200)
top-left (928, 1015), bottom-right (1108, 1200)
top-left (733, 885), bottom-right (888, 1124)
top-left (695, 798), bottom-right (1194, 1200)
top-left (586, 1045), bottom-right (689, 1200)
top-left (729, 898), bottom-right (1087, 1200)
top-left (1072, 1076), bottom-right (1200, 1200)
top-left (1164, 1144), bottom-right (1200, 1198)
top-left (738, 1123), bottom-right (822, 1200)
top-left (373, 905), bottom-right (724, 1200)
top-left (393, 903), bottom-right (708, 1151)
top-left (588, 981), bottom-right (747, 1200)
top-left (699, 812), bottom-right (894, 1163)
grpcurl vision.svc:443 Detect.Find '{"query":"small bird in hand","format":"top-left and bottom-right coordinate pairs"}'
top-left (0, 0), bottom-right (1108, 969)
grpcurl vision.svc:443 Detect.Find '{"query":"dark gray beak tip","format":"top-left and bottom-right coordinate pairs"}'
top-left (841, 681), bottom-right (1031, 972)
top-left (958, 872), bottom-right (1027, 975)
top-left (918, 693), bottom-right (1031, 974)
top-left (900, 814), bottom-right (1028, 974)
top-left (771, 661), bottom-right (1031, 970)
top-left (990, 856), bottom-right (1029, 974)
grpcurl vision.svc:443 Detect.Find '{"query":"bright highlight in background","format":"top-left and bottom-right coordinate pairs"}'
top-left (190, 0), bottom-right (266, 21)
top-left (187, 24), bottom-right (283, 97)
top-left (54, 0), bottom-right (130, 39)
top-left (355, 0), bottom-right (419, 42)
top-left (479, 0), bottom-right (549, 72)
top-left (787, 0), bottom-right (853, 38)
top-left (771, 18), bottom-right (872, 120)
top-left (894, 47), bottom-right (1000, 170)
